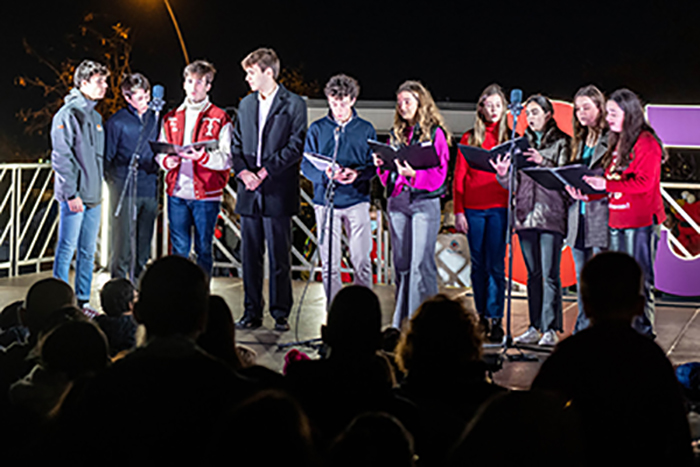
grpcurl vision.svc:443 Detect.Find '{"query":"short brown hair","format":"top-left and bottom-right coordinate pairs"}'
top-left (74, 59), bottom-right (109, 87)
top-left (183, 59), bottom-right (216, 84)
top-left (120, 72), bottom-right (150, 98)
top-left (241, 48), bottom-right (280, 79)
top-left (324, 74), bottom-right (360, 100)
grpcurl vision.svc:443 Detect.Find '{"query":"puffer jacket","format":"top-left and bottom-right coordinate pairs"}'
top-left (565, 130), bottom-right (609, 248)
top-left (499, 121), bottom-right (571, 235)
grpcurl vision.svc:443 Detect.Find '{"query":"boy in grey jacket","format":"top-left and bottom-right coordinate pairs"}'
top-left (51, 59), bottom-right (110, 307)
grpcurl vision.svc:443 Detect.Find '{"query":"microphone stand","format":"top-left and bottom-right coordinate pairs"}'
top-left (275, 126), bottom-right (341, 353)
top-left (498, 100), bottom-right (540, 362)
top-left (114, 102), bottom-right (162, 281)
top-left (320, 127), bottom-right (341, 308)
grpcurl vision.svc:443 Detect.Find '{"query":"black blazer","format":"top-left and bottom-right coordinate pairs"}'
top-left (232, 84), bottom-right (307, 216)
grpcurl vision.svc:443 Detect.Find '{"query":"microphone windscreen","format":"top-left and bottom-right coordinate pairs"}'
top-left (510, 89), bottom-right (522, 105)
top-left (152, 84), bottom-right (165, 100)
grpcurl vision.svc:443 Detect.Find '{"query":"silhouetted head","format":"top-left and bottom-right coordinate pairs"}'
top-left (328, 412), bottom-right (415, 467)
top-left (396, 295), bottom-right (482, 375)
top-left (450, 390), bottom-right (583, 465)
top-left (210, 390), bottom-right (316, 466)
top-left (22, 278), bottom-right (76, 336)
top-left (196, 295), bottom-right (243, 369)
top-left (40, 320), bottom-right (109, 379)
top-left (322, 286), bottom-right (381, 357)
top-left (100, 278), bottom-right (135, 318)
top-left (135, 256), bottom-right (209, 339)
top-left (581, 251), bottom-right (644, 325)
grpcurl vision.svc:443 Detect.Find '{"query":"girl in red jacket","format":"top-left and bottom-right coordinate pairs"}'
top-left (453, 84), bottom-right (509, 343)
top-left (584, 88), bottom-right (666, 339)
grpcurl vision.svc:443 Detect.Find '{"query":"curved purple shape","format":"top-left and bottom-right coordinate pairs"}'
top-left (646, 105), bottom-right (700, 147)
top-left (655, 230), bottom-right (700, 296)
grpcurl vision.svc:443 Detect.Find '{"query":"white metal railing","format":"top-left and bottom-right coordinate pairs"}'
top-left (1, 162), bottom-right (394, 284)
top-left (4, 163), bottom-right (696, 288)
top-left (0, 163), bottom-right (116, 278)
top-left (0, 163), bottom-right (61, 277)
top-left (157, 174), bottom-right (395, 284)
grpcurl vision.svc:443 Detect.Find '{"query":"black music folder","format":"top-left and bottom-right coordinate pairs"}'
top-left (458, 137), bottom-right (534, 173)
top-left (521, 164), bottom-right (605, 195)
top-left (368, 140), bottom-right (440, 170)
top-left (149, 139), bottom-right (219, 155)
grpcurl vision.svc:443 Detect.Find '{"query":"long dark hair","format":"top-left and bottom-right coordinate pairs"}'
top-left (524, 94), bottom-right (558, 138)
top-left (571, 85), bottom-right (607, 162)
top-left (602, 88), bottom-right (666, 171)
top-left (469, 84), bottom-right (509, 148)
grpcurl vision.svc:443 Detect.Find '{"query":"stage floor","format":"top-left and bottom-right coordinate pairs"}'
top-left (2, 271), bottom-right (699, 390)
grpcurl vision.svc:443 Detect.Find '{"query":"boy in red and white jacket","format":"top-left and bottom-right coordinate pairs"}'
top-left (156, 60), bottom-right (232, 276)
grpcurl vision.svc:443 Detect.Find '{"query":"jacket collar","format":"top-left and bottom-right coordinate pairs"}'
top-left (325, 107), bottom-right (357, 127)
top-left (590, 129), bottom-right (609, 167)
top-left (65, 87), bottom-right (97, 112)
top-left (265, 83), bottom-right (288, 120)
top-left (526, 120), bottom-right (562, 148)
top-left (177, 95), bottom-right (211, 113)
top-left (574, 128), bottom-right (609, 168)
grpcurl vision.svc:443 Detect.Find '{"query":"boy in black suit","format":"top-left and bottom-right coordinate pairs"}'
top-left (231, 48), bottom-right (307, 331)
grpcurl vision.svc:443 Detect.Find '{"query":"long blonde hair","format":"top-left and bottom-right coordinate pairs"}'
top-left (390, 80), bottom-right (450, 146)
top-left (469, 84), bottom-right (509, 148)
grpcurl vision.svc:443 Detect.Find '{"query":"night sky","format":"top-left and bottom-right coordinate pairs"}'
top-left (3, 0), bottom-right (700, 159)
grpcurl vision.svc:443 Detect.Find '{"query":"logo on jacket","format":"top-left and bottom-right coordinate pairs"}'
top-left (168, 117), bottom-right (179, 132)
top-left (202, 117), bottom-right (221, 137)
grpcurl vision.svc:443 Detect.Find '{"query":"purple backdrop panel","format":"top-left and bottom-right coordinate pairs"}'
top-left (646, 105), bottom-right (700, 147)
top-left (655, 230), bottom-right (700, 297)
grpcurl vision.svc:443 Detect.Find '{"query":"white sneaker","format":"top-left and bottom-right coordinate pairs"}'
top-left (514, 326), bottom-right (541, 344)
top-left (538, 330), bottom-right (559, 347)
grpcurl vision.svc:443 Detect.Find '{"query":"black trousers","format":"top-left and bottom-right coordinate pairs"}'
top-left (240, 198), bottom-right (293, 320)
top-left (109, 184), bottom-right (158, 281)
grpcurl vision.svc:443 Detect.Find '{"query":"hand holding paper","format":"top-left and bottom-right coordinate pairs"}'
top-left (583, 175), bottom-right (606, 191)
top-left (565, 185), bottom-right (589, 201)
top-left (490, 153), bottom-right (511, 177)
top-left (177, 146), bottom-right (205, 161)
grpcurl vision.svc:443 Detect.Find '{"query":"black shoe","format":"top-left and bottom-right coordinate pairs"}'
top-left (236, 317), bottom-right (262, 330)
top-left (478, 315), bottom-right (490, 337)
top-left (274, 318), bottom-right (290, 332)
top-left (489, 318), bottom-right (504, 343)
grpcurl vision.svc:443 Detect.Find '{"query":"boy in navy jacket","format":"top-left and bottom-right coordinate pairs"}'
top-left (302, 74), bottom-right (377, 303)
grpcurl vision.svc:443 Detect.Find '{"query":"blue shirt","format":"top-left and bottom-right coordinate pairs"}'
top-left (302, 111), bottom-right (377, 209)
top-left (105, 105), bottom-right (159, 197)
top-left (580, 144), bottom-right (595, 215)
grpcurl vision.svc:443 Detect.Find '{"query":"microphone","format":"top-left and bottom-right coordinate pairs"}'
top-left (149, 84), bottom-right (166, 113)
top-left (508, 88), bottom-right (523, 117)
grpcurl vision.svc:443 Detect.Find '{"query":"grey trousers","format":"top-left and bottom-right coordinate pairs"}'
top-left (518, 229), bottom-right (564, 332)
top-left (388, 190), bottom-right (441, 328)
top-left (314, 202), bottom-right (373, 303)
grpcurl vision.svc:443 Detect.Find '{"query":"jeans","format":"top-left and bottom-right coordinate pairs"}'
top-left (168, 196), bottom-right (220, 277)
top-left (572, 214), bottom-right (605, 333)
top-left (609, 225), bottom-right (659, 337)
top-left (388, 190), bottom-right (441, 328)
top-left (571, 246), bottom-right (604, 333)
top-left (464, 207), bottom-right (507, 319)
top-left (314, 202), bottom-right (373, 303)
top-left (518, 229), bottom-right (563, 332)
top-left (109, 184), bottom-right (157, 281)
top-left (53, 201), bottom-right (102, 303)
